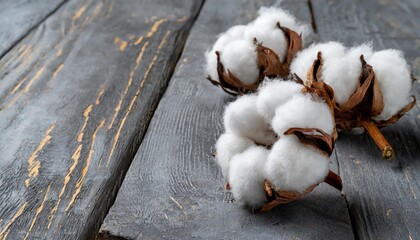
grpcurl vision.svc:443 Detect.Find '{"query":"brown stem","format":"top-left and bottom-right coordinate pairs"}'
top-left (361, 119), bottom-right (394, 159)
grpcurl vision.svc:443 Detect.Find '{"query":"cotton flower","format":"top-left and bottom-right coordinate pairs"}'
top-left (256, 79), bottom-right (303, 122)
top-left (205, 6), bottom-right (310, 95)
top-left (271, 93), bottom-right (335, 136)
top-left (290, 41), bottom-right (415, 158)
top-left (224, 95), bottom-right (277, 146)
top-left (213, 79), bottom-right (341, 211)
top-left (265, 135), bottom-right (329, 193)
top-left (229, 146), bottom-right (269, 208)
top-left (215, 133), bottom-right (255, 179)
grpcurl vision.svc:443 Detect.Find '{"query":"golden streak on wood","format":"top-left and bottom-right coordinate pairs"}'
top-left (66, 119), bottom-right (105, 211)
top-left (106, 33), bottom-right (169, 166)
top-left (73, 5), bottom-right (87, 20)
top-left (114, 37), bottom-right (120, 44)
top-left (169, 196), bottom-right (184, 210)
top-left (23, 185), bottom-right (51, 240)
top-left (0, 230), bottom-right (10, 240)
top-left (106, 0), bottom-right (114, 18)
top-left (25, 124), bottom-right (55, 188)
top-left (134, 36), bottom-right (144, 46)
top-left (77, 104), bottom-right (93, 143)
top-left (96, 83), bottom-right (106, 105)
top-left (403, 167), bottom-right (417, 199)
top-left (49, 82), bottom-right (106, 223)
top-left (47, 144), bottom-right (82, 228)
top-left (106, 90), bottom-right (139, 167)
top-left (18, 45), bottom-right (32, 60)
top-left (107, 42), bottom-right (149, 130)
top-left (146, 18), bottom-right (167, 38)
top-left (177, 16), bottom-right (188, 22)
top-left (92, 2), bottom-right (103, 19)
top-left (6, 66), bottom-right (46, 109)
top-left (140, 31), bottom-right (170, 88)
top-left (0, 202), bottom-right (28, 238)
top-left (53, 64), bottom-right (64, 78)
top-left (56, 48), bottom-right (63, 57)
top-left (10, 76), bottom-right (28, 94)
top-left (119, 41), bottom-right (128, 52)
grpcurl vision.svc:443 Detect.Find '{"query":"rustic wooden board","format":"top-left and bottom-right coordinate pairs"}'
top-left (0, 0), bottom-right (68, 58)
top-left (99, 0), bottom-right (354, 239)
top-left (0, 0), bottom-right (203, 239)
top-left (311, 0), bottom-right (420, 239)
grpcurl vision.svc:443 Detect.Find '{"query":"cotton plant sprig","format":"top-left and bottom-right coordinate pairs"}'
top-left (290, 42), bottom-right (416, 159)
top-left (215, 79), bottom-right (342, 211)
top-left (205, 7), bottom-right (311, 95)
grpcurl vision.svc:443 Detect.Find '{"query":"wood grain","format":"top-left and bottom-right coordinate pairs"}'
top-left (0, 0), bottom-right (68, 58)
top-left (0, 0), bottom-right (203, 239)
top-left (311, 0), bottom-right (420, 239)
top-left (99, 0), bottom-right (354, 239)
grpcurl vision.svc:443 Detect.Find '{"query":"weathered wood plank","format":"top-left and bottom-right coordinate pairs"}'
top-left (311, 0), bottom-right (420, 239)
top-left (0, 0), bottom-right (68, 58)
top-left (99, 1), bottom-right (354, 239)
top-left (0, 0), bottom-right (203, 239)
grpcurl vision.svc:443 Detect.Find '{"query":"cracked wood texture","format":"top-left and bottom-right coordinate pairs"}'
top-left (311, 0), bottom-right (420, 239)
top-left (99, 0), bottom-right (354, 239)
top-left (0, 0), bottom-right (68, 58)
top-left (0, 0), bottom-right (203, 239)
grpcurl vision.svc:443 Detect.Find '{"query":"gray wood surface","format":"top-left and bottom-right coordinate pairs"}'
top-left (0, 0), bottom-right (68, 58)
top-left (311, 0), bottom-right (420, 239)
top-left (0, 0), bottom-right (203, 239)
top-left (99, 0), bottom-right (354, 239)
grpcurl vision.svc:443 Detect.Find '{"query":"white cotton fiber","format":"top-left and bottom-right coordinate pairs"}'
top-left (367, 49), bottom-right (413, 120)
top-left (205, 25), bottom-right (247, 81)
top-left (272, 94), bottom-right (334, 136)
top-left (244, 24), bottom-right (288, 61)
top-left (229, 146), bottom-right (269, 208)
top-left (256, 79), bottom-right (303, 122)
top-left (215, 133), bottom-right (255, 179)
top-left (224, 95), bottom-right (277, 146)
top-left (252, 7), bottom-right (312, 46)
top-left (321, 44), bottom-right (373, 104)
top-left (290, 41), bottom-right (346, 81)
top-left (220, 39), bottom-right (260, 85)
top-left (265, 136), bottom-right (329, 193)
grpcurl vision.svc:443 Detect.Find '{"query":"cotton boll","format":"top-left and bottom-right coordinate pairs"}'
top-left (256, 79), bottom-right (303, 122)
top-left (290, 42), bottom-right (346, 81)
top-left (265, 136), bottom-right (329, 193)
top-left (224, 95), bottom-right (277, 146)
top-left (229, 146), bottom-right (269, 208)
top-left (244, 24), bottom-right (288, 60)
top-left (215, 133), bottom-right (255, 179)
top-left (252, 7), bottom-right (312, 45)
top-left (205, 25), bottom-right (247, 81)
top-left (368, 49), bottom-right (413, 120)
top-left (321, 43), bottom-right (374, 104)
top-left (220, 39), bottom-right (259, 85)
top-left (272, 94), bottom-right (334, 136)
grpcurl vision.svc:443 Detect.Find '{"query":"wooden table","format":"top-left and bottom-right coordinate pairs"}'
top-left (0, 0), bottom-right (418, 239)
